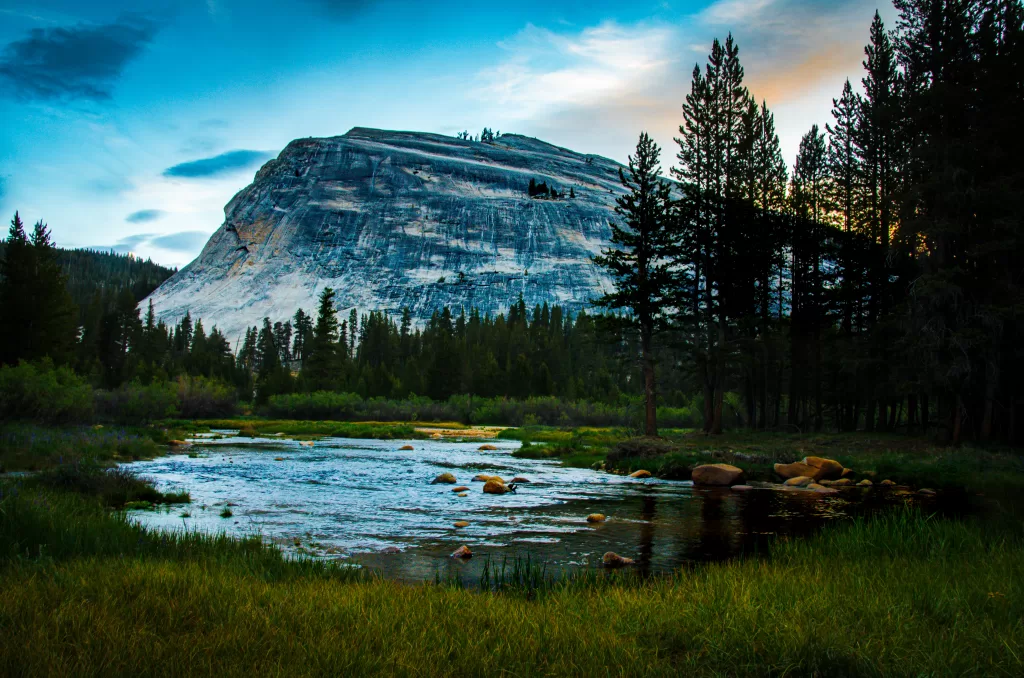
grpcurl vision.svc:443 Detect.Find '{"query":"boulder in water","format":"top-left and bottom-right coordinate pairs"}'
top-left (802, 456), bottom-right (844, 480)
top-left (483, 479), bottom-right (508, 495)
top-left (629, 469), bottom-right (652, 479)
top-left (451, 545), bottom-right (472, 559)
top-left (602, 552), bottom-right (634, 567)
top-left (691, 463), bottom-right (744, 486)
top-left (431, 472), bottom-right (457, 484)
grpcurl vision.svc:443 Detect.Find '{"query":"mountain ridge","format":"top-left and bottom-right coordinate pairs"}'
top-left (145, 127), bottom-right (626, 341)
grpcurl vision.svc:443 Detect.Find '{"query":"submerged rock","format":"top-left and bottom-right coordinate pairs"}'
top-left (586, 513), bottom-right (606, 523)
top-left (451, 545), bottom-right (472, 559)
top-left (691, 463), bottom-right (745, 486)
top-left (730, 484), bottom-right (754, 491)
top-left (510, 476), bottom-right (531, 483)
top-left (602, 552), bottom-right (634, 567)
top-left (431, 472), bottom-right (457, 484)
top-left (398, 445), bottom-right (414, 451)
top-left (478, 444), bottom-right (498, 451)
top-left (629, 469), bottom-right (652, 479)
top-left (451, 486), bottom-right (469, 492)
top-left (453, 521), bottom-right (469, 528)
top-left (784, 476), bottom-right (813, 487)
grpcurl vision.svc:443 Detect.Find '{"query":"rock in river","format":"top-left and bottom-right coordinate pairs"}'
top-left (802, 456), bottom-right (844, 480)
top-left (398, 445), bottom-right (414, 450)
top-left (453, 521), bottom-right (469, 528)
top-left (483, 480), bottom-right (509, 495)
top-left (629, 470), bottom-right (652, 479)
top-left (691, 463), bottom-right (745, 486)
top-left (431, 473), bottom-right (457, 484)
top-left (451, 545), bottom-right (472, 559)
top-left (586, 513), bottom-right (606, 523)
top-left (602, 552), bottom-right (635, 567)
top-left (451, 486), bottom-right (469, 492)
top-left (478, 444), bottom-right (498, 451)
top-left (774, 462), bottom-right (824, 480)
top-left (784, 476), bottom-right (813, 487)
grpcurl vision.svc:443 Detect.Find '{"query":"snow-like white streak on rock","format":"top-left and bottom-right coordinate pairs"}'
top-left (144, 128), bottom-right (624, 341)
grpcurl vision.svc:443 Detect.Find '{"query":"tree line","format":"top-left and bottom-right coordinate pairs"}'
top-left (597, 1), bottom-right (1023, 444)
top-left (2, 1), bottom-right (1020, 444)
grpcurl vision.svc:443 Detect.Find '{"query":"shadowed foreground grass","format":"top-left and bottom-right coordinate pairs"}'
top-left (1, 485), bottom-right (1021, 676)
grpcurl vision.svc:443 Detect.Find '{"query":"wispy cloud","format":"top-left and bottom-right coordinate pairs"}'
top-left (0, 13), bottom-right (163, 101)
top-left (125, 209), bottom-right (165, 224)
top-left (103, 230), bottom-right (210, 255)
top-left (149, 231), bottom-right (210, 252)
top-left (476, 22), bottom-right (677, 120)
top-left (163, 150), bottom-right (274, 179)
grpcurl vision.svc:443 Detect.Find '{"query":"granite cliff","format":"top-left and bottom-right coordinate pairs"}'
top-left (145, 127), bottom-right (626, 341)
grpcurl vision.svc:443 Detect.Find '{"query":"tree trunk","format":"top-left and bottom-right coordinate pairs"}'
top-left (907, 393), bottom-right (918, 433)
top-left (921, 393), bottom-right (929, 434)
top-left (865, 399), bottom-right (876, 432)
top-left (951, 396), bottom-right (963, 446)
top-left (981, 364), bottom-right (998, 442)
top-left (641, 328), bottom-right (657, 438)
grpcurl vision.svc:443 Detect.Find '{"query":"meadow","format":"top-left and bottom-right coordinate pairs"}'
top-left (0, 483), bottom-right (1021, 676)
top-left (3, 420), bottom-right (1023, 675)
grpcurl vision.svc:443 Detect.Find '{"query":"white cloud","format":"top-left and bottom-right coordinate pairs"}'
top-left (699, 0), bottom-right (775, 24)
top-left (476, 22), bottom-right (677, 122)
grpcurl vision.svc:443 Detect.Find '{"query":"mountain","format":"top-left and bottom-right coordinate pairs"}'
top-left (145, 127), bottom-right (626, 341)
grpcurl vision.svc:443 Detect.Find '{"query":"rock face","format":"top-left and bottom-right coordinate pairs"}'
top-left (145, 127), bottom-right (626, 339)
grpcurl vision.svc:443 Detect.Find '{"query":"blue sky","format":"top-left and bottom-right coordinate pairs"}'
top-left (0, 0), bottom-right (891, 267)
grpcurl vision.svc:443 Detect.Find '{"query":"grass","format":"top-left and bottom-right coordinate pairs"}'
top-left (505, 427), bottom-right (1024, 494)
top-left (0, 482), bottom-right (1021, 675)
top-left (168, 418), bottom-right (437, 440)
top-left (0, 423), bottom-right (167, 472)
top-left (30, 462), bottom-right (190, 508)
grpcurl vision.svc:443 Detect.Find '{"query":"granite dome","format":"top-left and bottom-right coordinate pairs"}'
top-left (145, 127), bottom-right (626, 341)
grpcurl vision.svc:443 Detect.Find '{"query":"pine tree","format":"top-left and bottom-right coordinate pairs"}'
top-left (303, 288), bottom-right (342, 391)
top-left (593, 132), bottom-right (679, 436)
top-left (0, 214), bottom-right (77, 365)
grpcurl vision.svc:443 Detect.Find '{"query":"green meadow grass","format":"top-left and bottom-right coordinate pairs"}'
top-left (172, 418), bottom-right (433, 440)
top-left (0, 485), bottom-right (1021, 676)
top-left (0, 423), bottom-right (167, 472)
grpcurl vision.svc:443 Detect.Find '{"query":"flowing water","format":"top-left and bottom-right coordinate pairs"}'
top-left (124, 434), bottom-right (965, 583)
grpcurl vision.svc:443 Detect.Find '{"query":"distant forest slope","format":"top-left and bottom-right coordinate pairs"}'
top-left (0, 243), bottom-right (175, 323)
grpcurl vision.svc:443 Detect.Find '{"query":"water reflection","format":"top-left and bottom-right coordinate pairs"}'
top-left (123, 436), bottom-right (965, 583)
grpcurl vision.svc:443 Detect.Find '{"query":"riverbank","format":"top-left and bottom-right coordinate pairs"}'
top-left (504, 427), bottom-right (1024, 495)
top-left (0, 482), bottom-right (1020, 675)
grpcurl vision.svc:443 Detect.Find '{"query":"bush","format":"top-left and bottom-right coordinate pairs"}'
top-left (94, 381), bottom-right (178, 424)
top-left (0, 360), bottom-right (93, 424)
top-left (176, 375), bottom-right (237, 418)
